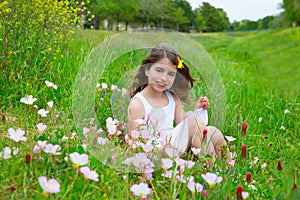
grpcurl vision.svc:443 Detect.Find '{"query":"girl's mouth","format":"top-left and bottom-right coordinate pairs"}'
top-left (156, 82), bottom-right (167, 88)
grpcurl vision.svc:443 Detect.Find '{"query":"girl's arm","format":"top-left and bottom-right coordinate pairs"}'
top-left (173, 93), bottom-right (207, 131)
top-left (127, 98), bottom-right (145, 134)
top-left (193, 96), bottom-right (210, 125)
top-left (173, 94), bottom-right (187, 125)
top-left (194, 96), bottom-right (210, 110)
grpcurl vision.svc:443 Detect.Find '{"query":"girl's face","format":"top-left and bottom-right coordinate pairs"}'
top-left (145, 58), bottom-right (177, 92)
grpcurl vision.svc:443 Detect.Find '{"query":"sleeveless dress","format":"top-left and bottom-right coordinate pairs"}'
top-left (132, 90), bottom-right (190, 153)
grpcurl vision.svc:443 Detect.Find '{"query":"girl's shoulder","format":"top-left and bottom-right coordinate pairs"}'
top-left (168, 90), bottom-right (181, 105)
top-left (129, 96), bottom-right (143, 109)
top-left (128, 95), bottom-right (145, 115)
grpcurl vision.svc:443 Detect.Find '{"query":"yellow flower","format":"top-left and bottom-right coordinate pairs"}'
top-left (177, 56), bottom-right (184, 69)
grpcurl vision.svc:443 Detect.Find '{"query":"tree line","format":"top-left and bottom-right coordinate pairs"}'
top-left (86, 0), bottom-right (300, 32)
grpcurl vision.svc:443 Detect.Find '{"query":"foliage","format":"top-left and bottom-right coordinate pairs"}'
top-left (86, 0), bottom-right (295, 32)
top-left (0, 0), bottom-right (87, 105)
top-left (195, 2), bottom-right (230, 32)
top-left (282, 0), bottom-right (300, 26)
top-left (89, 0), bottom-right (138, 30)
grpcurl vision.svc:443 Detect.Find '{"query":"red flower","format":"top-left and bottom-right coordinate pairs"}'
top-left (293, 182), bottom-right (297, 190)
top-left (203, 129), bottom-right (208, 140)
top-left (94, 106), bottom-right (97, 112)
top-left (236, 185), bottom-right (243, 200)
top-left (246, 172), bottom-right (252, 183)
top-left (1, 113), bottom-right (5, 121)
top-left (10, 185), bottom-right (16, 191)
top-left (25, 153), bottom-right (31, 164)
top-left (124, 64), bottom-right (127, 71)
top-left (277, 160), bottom-right (282, 170)
top-left (202, 190), bottom-right (208, 197)
top-left (242, 145), bottom-right (247, 158)
top-left (241, 122), bottom-right (248, 136)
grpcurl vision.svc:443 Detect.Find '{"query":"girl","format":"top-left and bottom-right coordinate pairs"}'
top-left (127, 44), bottom-right (231, 167)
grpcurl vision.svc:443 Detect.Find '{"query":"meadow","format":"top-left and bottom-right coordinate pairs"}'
top-left (0, 27), bottom-right (299, 199)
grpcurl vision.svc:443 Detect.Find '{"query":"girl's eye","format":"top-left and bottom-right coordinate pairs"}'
top-left (156, 69), bottom-right (162, 72)
top-left (168, 73), bottom-right (175, 77)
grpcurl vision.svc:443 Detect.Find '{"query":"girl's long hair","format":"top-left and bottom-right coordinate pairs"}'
top-left (130, 44), bottom-right (195, 103)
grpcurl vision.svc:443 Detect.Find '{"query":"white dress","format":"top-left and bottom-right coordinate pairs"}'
top-left (132, 90), bottom-right (208, 154)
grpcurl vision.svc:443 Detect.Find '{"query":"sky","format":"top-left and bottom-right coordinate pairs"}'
top-left (186, 0), bottom-right (284, 22)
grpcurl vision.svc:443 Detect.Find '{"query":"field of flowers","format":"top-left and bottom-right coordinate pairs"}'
top-left (0, 1), bottom-right (299, 199)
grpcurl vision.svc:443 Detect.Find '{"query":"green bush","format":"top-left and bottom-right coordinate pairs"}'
top-left (0, 0), bottom-right (87, 105)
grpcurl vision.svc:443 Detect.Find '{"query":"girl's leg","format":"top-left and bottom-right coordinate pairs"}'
top-left (187, 116), bottom-right (216, 166)
top-left (207, 126), bottom-right (232, 162)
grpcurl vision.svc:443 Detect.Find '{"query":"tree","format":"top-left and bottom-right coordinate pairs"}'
top-left (193, 8), bottom-right (206, 32)
top-left (199, 2), bottom-right (230, 32)
top-left (136, 0), bottom-right (160, 27)
top-left (118, 0), bottom-right (138, 30)
top-left (89, 0), bottom-right (137, 30)
top-left (173, 7), bottom-right (190, 31)
top-left (172, 0), bottom-right (194, 31)
top-left (257, 16), bottom-right (275, 30)
top-left (282, 0), bottom-right (300, 26)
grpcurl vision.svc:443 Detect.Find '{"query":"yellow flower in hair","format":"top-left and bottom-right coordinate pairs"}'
top-left (177, 56), bottom-right (184, 69)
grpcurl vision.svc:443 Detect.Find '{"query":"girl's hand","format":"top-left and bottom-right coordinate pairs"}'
top-left (195, 96), bottom-right (210, 110)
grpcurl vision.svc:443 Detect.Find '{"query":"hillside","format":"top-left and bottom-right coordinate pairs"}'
top-left (191, 28), bottom-right (300, 97)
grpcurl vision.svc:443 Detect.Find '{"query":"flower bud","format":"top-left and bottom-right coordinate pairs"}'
top-left (25, 153), bottom-right (31, 164)
top-left (241, 122), bottom-right (248, 136)
top-left (202, 190), bottom-right (208, 197)
top-left (10, 185), bottom-right (16, 191)
top-left (203, 129), bottom-right (208, 141)
top-left (246, 172), bottom-right (252, 183)
top-left (293, 182), bottom-right (297, 190)
top-left (236, 185), bottom-right (243, 200)
top-left (242, 145), bottom-right (247, 158)
top-left (277, 160), bottom-right (282, 170)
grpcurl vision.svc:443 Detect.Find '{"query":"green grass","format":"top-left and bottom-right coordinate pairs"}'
top-left (0, 28), bottom-right (299, 199)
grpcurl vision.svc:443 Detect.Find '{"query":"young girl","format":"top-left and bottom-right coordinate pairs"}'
top-left (127, 44), bottom-right (231, 167)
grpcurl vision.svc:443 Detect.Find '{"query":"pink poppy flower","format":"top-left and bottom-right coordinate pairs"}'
top-left (191, 147), bottom-right (201, 155)
top-left (130, 183), bottom-right (152, 199)
top-left (38, 176), bottom-right (60, 193)
top-left (37, 109), bottom-right (49, 118)
top-left (80, 166), bottom-right (99, 181)
top-left (43, 144), bottom-right (61, 155)
top-left (20, 95), bottom-right (37, 105)
top-left (70, 152), bottom-right (89, 167)
top-left (201, 172), bottom-right (222, 187)
top-left (7, 128), bottom-right (27, 142)
top-left (45, 81), bottom-right (57, 89)
top-left (0, 147), bottom-right (11, 159)
top-left (37, 123), bottom-right (47, 135)
top-left (188, 181), bottom-right (203, 193)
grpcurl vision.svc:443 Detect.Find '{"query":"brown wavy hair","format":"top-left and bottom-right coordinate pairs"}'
top-left (130, 44), bottom-right (195, 103)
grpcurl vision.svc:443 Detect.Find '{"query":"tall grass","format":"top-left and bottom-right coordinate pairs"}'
top-left (0, 28), bottom-right (299, 199)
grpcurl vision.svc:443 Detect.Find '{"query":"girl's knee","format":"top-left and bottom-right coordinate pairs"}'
top-left (206, 126), bottom-right (227, 149)
top-left (187, 116), bottom-right (205, 132)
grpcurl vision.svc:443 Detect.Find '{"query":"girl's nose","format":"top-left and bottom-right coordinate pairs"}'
top-left (161, 72), bottom-right (168, 81)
